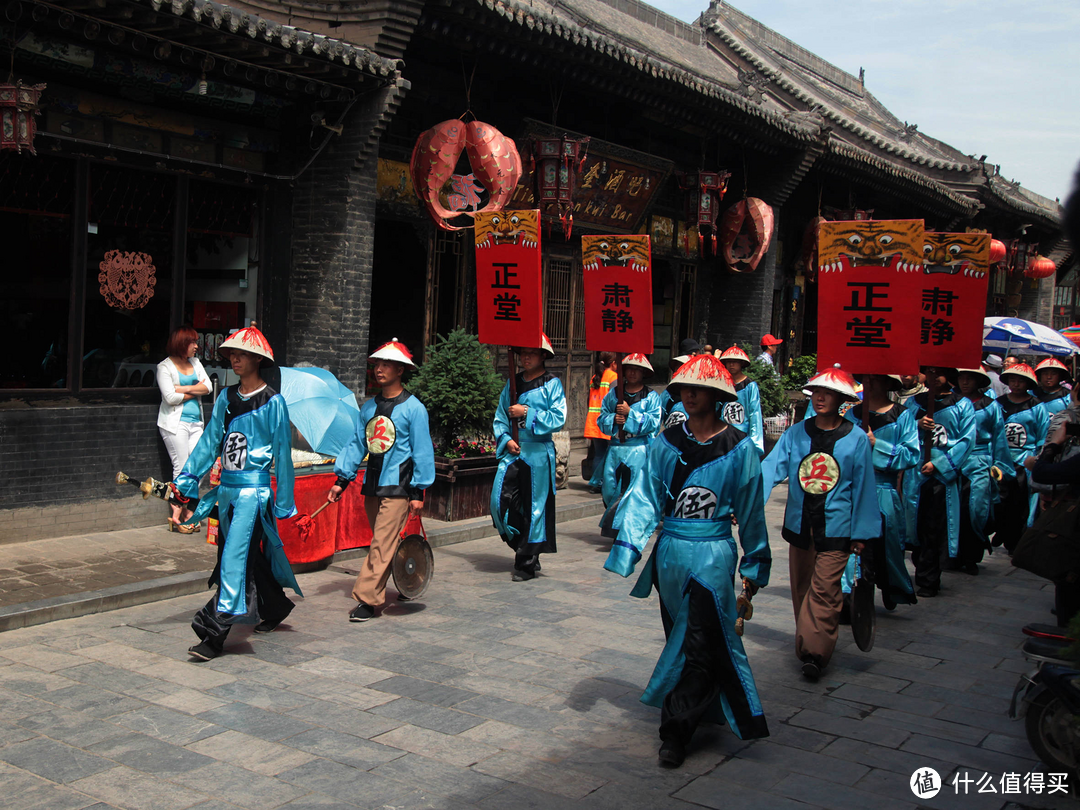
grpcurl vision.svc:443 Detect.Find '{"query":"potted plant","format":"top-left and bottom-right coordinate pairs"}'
top-left (409, 328), bottom-right (504, 521)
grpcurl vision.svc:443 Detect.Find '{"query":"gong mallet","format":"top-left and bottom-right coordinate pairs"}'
top-left (735, 579), bottom-right (755, 637)
top-left (115, 471), bottom-right (175, 502)
top-left (295, 499), bottom-right (334, 542)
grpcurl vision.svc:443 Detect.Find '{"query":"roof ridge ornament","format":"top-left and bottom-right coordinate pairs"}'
top-left (737, 68), bottom-right (769, 104)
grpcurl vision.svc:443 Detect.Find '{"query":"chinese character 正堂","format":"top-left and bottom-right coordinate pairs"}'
top-left (493, 292), bottom-right (522, 321)
top-left (846, 315), bottom-right (892, 348)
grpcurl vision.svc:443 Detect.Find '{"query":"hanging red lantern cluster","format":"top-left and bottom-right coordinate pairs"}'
top-left (719, 197), bottom-right (775, 273)
top-left (525, 135), bottom-right (589, 239)
top-left (675, 170), bottom-right (731, 257)
top-left (989, 238), bottom-right (1007, 265)
top-left (409, 119), bottom-right (522, 231)
top-left (0, 80), bottom-right (46, 154)
top-left (1026, 255), bottom-right (1056, 279)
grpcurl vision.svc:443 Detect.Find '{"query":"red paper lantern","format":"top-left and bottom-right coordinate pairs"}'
top-left (676, 170), bottom-right (731, 257)
top-left (526, 135), bottom-right (589, 238)
top-left (0, 81), bottom-right (45, 154)
top-left (1026, 255), bottom-right (1056, 279)
top-left (719, 197), bottom-right (774, 273)
top-left (989, 238), bottom-right (1006, 264)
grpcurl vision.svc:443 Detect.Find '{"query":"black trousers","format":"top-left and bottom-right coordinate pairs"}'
top-left (192, 519), bottom-right (294, 649)
top-left (658, 580), bottom-right (769, 746)
top-left (956, 475), bottom-right (986, 567)
top-left (996, 470), bottom-right (1030, 554)
top-left (914, 477), bottom-right (948, 593)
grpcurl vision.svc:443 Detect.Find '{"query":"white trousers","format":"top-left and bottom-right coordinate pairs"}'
top-left (160, 421), bottom-right (204, 479)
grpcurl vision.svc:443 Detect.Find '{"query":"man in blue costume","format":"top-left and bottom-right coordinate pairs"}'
top-left (956, 366), bottom-right (1013, 573)
top-left (597, 353), bottom-right (662, 509)
top-left (330, 339), bottom-right (435, 622)
top-left (841, 374), bottom-right (919, 609)
top-left (994, 362), bottom-right (1049, 553)
top-left (604, 354), bottom-right (771, 768)
top-left (718, 345), bottom-right (765, 456)
top-left (175, 326), bottom-right (302, 661)
top-left (763, 365), bottom-right (877, 680)
top-left (657, 340), bottom-right (701, 430)
top-left (491, 334), bottom-right (567, 582)
top-left (1036, 358), bottom-right (1072, 419)
top-left (902, 367), bottom-right (976, 597)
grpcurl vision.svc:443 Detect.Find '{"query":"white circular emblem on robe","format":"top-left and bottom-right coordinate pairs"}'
top-left (222, 432), bottom-right (248, 471)
top-left (664, 411), bottom-right (687, 430)
top-left (1004, 422), bottom-right (1027, 449)
top-left (671, 486), bottom-right (718, 520)
top-left (722, 402), bottom-right (745, 425)
top-left (365, 415), bottom-right (397, 455)
top-left (798, 452), bottom-right (840, 495)
top-left (931, 423), bottom-right (948, 447)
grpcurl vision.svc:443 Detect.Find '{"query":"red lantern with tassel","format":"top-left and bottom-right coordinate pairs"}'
top-left (0, 80), bottom-right (46, 154)
top-left (1026, 255), bottom-right (1056, 279)
top-left (526, 135), bottom-right (589, 239)
top-left (989, 238), bottom-right (1006, 265)
top-left (676, 170), bottom-right (731, 257)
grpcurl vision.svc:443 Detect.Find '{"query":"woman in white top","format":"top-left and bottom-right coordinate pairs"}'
top-left (157, 326), bottom-right (212, 532)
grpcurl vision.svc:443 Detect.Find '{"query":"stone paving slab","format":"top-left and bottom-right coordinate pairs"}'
top-left (0, 499), bottom-right (1076, 810)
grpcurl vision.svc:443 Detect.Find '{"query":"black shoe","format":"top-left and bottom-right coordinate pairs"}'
top-left (881, 591), bottom-right (897, 611)
top-left (511, 570), bottom-right (536, 582)
top-left (588, 486), bottom-right (602, 494)
top-left (349, 603), bottom-right (375, 622)
top-left (960, 564), bottom-right (979, 576)
top-left (535, 560), bottom-right (541, 571)
top-left (254, 619), bottom-right (283, 633)
top-left (658, 740), bottom-right (686, 768)
top-left (188, 641), bottom-right (220, 661)
top-left (916, 587), bottom-right (938, 598)
top-left (801, 659), bottom-right (821, 681)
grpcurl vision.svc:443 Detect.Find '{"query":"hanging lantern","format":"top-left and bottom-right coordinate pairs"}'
top-left (675, 170), bottom-right (731, 257)
top-left (989, 238), bottom-right (1006, 265)
top-left (1026, 255), bottom-right (1056, 279)
top-left (409, 119), bottom-right (522, 231)
top-left (526, 135), bottom-right (589, 239)
top-left (0, 80), bottom-right (46, 154)
top-left (719, 197), bottom-right (775, 273)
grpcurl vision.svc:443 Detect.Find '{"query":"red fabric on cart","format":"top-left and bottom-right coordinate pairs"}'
top-left (273, 472), bottom-right (337, 563)
top-left (335, 473), bottom-right (374, 551)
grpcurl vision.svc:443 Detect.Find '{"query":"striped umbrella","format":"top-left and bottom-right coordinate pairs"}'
top-left (983, 317), bottom-right (1079, 358)
top-left (1060, 324), bottom-right (1080, 350)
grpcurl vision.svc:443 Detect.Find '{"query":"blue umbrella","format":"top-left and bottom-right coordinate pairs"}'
top-left (983, 317), bottom-right (1079, 358)
top-left (277, 366), bottom-right (360, 456)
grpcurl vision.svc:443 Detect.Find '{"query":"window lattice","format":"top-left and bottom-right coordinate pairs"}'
top-left (544, 257), bottom-right (572, 352)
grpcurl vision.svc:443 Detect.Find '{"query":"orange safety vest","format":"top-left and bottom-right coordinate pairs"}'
top-left (585, 368), bottom-right (618, 439)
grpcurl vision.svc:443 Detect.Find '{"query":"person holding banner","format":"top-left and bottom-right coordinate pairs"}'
top-left (719, 346), bottom-right (765, 456)
top-left (902, 367), bottom-right (976, 597)
top-left (330, 339), bottom-right (435, 622)
top-left (994, 362), bottom-right (1049, 553)
top-left (604, 354), bottom-right (771, 767)
top-left (1036, 358), bottom-right (1072, 419)
top-left (955, 366), bottom-right (1013, 573)
top-left (841, 374), bottom-right (919, 609)
top-left (584, 353), bottom-right (618, 493)
top-left (490, 334), bottom-right (567, 581)
top-left (762, 366), bottom-right (878, 680)
top-left (596, 353), bottom-right (662, 509)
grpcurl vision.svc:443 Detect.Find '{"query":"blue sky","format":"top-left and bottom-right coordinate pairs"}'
top-left (650, 0), bottom-right (1079, 205)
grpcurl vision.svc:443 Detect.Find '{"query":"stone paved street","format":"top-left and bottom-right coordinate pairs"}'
top-left (0, 497), bottom-right (1075, 810)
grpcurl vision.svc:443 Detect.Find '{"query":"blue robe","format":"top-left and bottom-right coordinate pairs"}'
top-left (962, 395), bottom-right (1013, 545)
top-left (762, 419), bottom-right (879, 551)
top-left (902, 393), bottom-right (976, 558)
top-left (490, 371), bottom-right (567, 553)
top-left (996, 394), bottom-right (1049, 527)
top-left (723, 379), bottom-right (764, 457)
top-left (335, 390), bottom-right (436, 499)
top-left (840, 403), bottom-right (919, 604)
top-left (1041, 389), bottom-right (1070, 420)
top-left (604, 424), bottom-right (771, 740)
top-left (177, 385), bottom-right (302, 621)
top-left (597, 387), bottom-right (662, 508)
top-left (657, 389), bottom-right (688, 432)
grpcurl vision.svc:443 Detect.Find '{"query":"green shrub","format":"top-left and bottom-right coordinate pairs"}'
top-left (408, 328), bottom-right (503, 455)
top-left (781, 353), bottom-right (817, 392)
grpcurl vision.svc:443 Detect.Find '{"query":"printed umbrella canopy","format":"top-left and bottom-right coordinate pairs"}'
top-left (983, 317), bottom-right (1079, 358)
top-left (270, 366), bottom-right (361, 457)
top-left (1059, 324), bottom-right (1080, 351)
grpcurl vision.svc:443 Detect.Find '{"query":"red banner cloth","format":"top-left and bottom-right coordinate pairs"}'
top-left (582, 235), bottom-right (654, 354)
top-left (918, 233), bottom-right (991, 369)
top-left (816, 220), bottom-right (924, 375)
top-left (474, 210), bottom-right (544, 347)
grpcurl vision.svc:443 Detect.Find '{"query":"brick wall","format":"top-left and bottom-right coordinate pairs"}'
top-left (704, 224), bottom-right (778, 349)
top-left (0, 404), bottom-right (173, 542)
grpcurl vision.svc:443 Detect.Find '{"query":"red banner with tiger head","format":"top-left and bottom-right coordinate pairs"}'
top-left (582, 235), bottom-right (653, 355)
top-left (918, 232), bottom-right (991, 369)
top-left (474, 210), bottom-right (543, 348)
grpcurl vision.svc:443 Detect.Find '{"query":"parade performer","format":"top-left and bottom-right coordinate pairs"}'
top-left (895, 373), bottom-right (926, 407)
top-left (762, 365), bottom-right (877, 680)
top-left (604, 354), bottom-right (771, 767)
top-left (956, 367), bottom-right (1013, 572)
top-left (718, 346), bottom-right (765, 457)
top-left (597, 353), bottom-right (661, 509)
top-left (902, 367), bottom-right (976, 597)
top-left (491, 334), bottom-right (566, 581)
top-left (841, 374), bottom-right (919, 609)
top-left (174, 326), bottom-right (301, 661)
top-left (1036, 358), bottom-right (1072, 419)
top-left (994, 362), bottom-right (1049, 553)
top-left (584, 353), bottom-right (618, 493)
top-left (329, 339), bottom-right (435, 621)
top-left (658, 341), bottom-right (701, 430)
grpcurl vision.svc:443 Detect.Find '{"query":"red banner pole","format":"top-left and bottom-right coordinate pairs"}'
top-left (507, 347), bottom-right (519, 444)
top-left (614, 354), bottom-right (626, 443)
top-left (921, 376), bottom-right (937, 464)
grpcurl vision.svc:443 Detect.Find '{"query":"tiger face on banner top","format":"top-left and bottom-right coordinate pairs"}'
top-left (818, 220), bottom-right (923, 274)
top-left (474, 209), bottom-right (539, 250)
top-left (582, 235), bottom-right (651, 272)
top-left (922, 232), bottom-right (991, 278)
